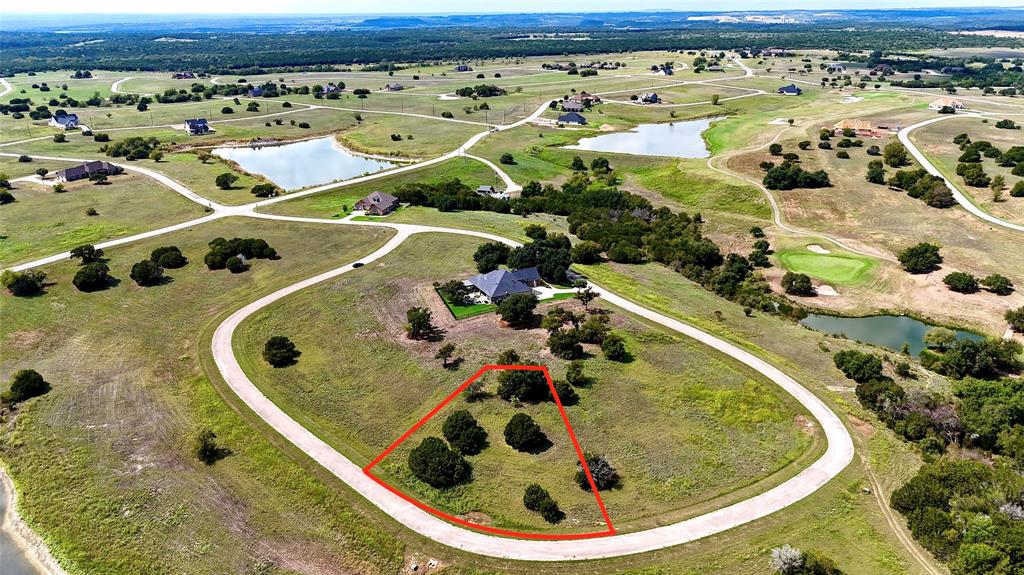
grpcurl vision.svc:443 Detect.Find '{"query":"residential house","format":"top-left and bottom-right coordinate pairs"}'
top-left (48, 113), bottom-right (80, 130)
top-left (567, 91), bottom-right (601, 105)
top-left (247, 87), bottom-right (263, 98)
top-left (56, 160), bottom-right (123, 183)
top-left (384, 83), bottom-right (404, 91)
top-left (323, 83), bottom-right (343, 94)
top-left (557, 112), bottom-right (587, 125)
top-left (929, 97), bottom-right (965, 110)
top-left (354, 191), bottom-right (401, 215)
top-left (561, 101), bottom-right (584, 113)
top-left (638, 93), bottom-right (659, 104)
top-left (183, 118), bottom-right (212, 136)
top-left (777, 84), bottom-right (802, 96)
top-left (454, 64), bottom-right (473, 72)
top-left (476, 185), bottom-right (496, 195)
top-left (762, 48), bottom-right (786, 57)
top-left (465, 267), bottom-right (542, 303)
top-left (172, 72), bottom-right (196, 79)
top-left (706, 65), bottom-right (724, 72)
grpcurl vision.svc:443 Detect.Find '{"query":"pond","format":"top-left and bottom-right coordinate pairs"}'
top-left (0, 482), bottom-right (43, 575)
top-left (563, 117), bottom-right (723, 159)
top-left (799, 313), bottom-right (984, 357)
top-left (212, 136), bottom-right (397, 191)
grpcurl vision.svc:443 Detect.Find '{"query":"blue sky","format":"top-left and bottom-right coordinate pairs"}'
top-left (3, 0), bottom-right (1023, 14)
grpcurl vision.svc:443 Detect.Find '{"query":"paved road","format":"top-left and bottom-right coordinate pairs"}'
top-left (899, 114), bottom-right (1024, 233)
top-left (210, 212), bottom-right (854, 560)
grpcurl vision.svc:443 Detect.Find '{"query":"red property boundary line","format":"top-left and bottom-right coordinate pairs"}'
top-left (363, 364), bottom-right (616, 540)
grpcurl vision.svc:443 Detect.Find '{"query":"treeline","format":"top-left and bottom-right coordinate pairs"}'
top-left (393, 173), bottom-right (783, 313)
top-left (3, 27), bottom-right (1021, 75)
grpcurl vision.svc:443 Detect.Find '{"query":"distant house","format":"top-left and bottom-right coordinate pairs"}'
top-left (48, 113), bottom-right (80, 130)
top-left (323, 83), bottom-right (343, 94)
top-left (465, 267), bottom-right (542, 303)
top-left (454, 64), bottom-right (473, 72)
top-left (172, 72), bottom-right (196, 79)
top-left (247, 87), bottom-right (263, 98)
top-left (652, 65), bottom-right (673, 76)
top-left (354, 191), bottom-right (400, 215)
top-left (638, 93), bottom-right (659, 104)
top-left (762, 48), bottom-right (786, 57)
top-left (476, 185), bottom-right (496, 194)
top-left (561, 101), bottom-right (584, 113)
top-left (183, 118), bottom-right (212, 135)
top-left (558, 112), bottom-right (587, 125)
top-left (384, 83), bottom-right (404, 91)
top-left (56, 160), bottom-right (123, 183)
top-left (707, 65), bottom-right (724, 72)
top-left (777, 84), bottom-right (802, 96)
top-left (568, 91), bottom-right (601, 105)
top-left (929, 97), bottom-right (965, 110)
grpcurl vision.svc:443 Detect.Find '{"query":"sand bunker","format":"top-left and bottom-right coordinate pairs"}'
top-left (816, 285), bottom-right (839, 296)
top-left (841, 96), bottom-right (864, 104)
top-left (768, 118), bottom-right (791, 125)
top-left (807, 244), bottom-right (831, 254)
top-left (437, 94), bottom-right (460, 100)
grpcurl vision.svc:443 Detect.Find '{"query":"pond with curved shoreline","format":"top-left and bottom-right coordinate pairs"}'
top-left (563, 118), bottom-right (724, 159)
top-left (213, 136), bottom-right (397, 191)
top-left (799, 313), bottom-right (984, 357)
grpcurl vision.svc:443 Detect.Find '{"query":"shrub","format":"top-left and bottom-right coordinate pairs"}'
top-left (782, 272), bottom-right (814, 296)
top-left (221, 106), bottom-right (234, 114)
top-left (576, 453), bottom-right (618, 491)
top-left (194, 428), bottom-right (230, 465)
top-left (601, 332), bottom-right (627, 361)
top-left (552, 380), bottom-right (578, 405)
top-left (1007, 307), bottom-right (1024, 332)
top-left (1, 269), bottom-right (46, 296)
top-left (504, 413), bottom-right (547, 452)
top-left (151, 246), bottom-right (187, 269)
top-left (836, 150), bottom-right (849, 159)
top-left (72, 262), bottom-right (110, 292)
top-left (523, 484), bottom-right (564, 523)
top-left (943, 272), bottom-right (978, 293)
top-left (548, 329), bottom-right (584, 359)
top-left (1, 369), bottom-right (50, 405)
top-left (898, 243), bottom-right (942, 274)
top-left (405, 306), bottom-right (435, 339)
top-left (263, 336), bottom-right (300, 367)
top-left (833, 350), bottom-right (884, 383)
top-left (442, 410), bottom-right (488, 455)
top-left (250, 183), bottom-right (280, 198)
top-left (130, 259), bottom-right (164, 286)
top-left (0, 190), bottom-right (13, 204)
top-left (226, 256), bottom-right (246, 273)
top-left (496, 366), bottom-right (549, 403)
top-left (499, 153), bottom-right (515, 165)
top-left (408, 436), bottom-right (471, 488)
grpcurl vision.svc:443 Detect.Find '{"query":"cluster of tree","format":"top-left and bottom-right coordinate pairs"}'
top-left (1008, 306), bottom-right (1024, 333)
top-left (103, 136), bottom-right (161, 160)
top-left (921, 337), bottom-right (1022, 381)
top-left (890, 458), bottom-right (1024, 575)
top-left (493, 350), bottom-right (549, 403)
top-left (762, 162), bottom-right (831, 190)
top-left (1, 369), bottom-right (50, 406)
top-left (1, 269), bottom-right (46, 296)
top-left (454, 84), bottom-right (506, 98)
top-left (884, 167), bottom-right (955, 208)
top-left (393, 178), bottom-right (510, 213)
top-left (541, 305), bottom-right (626, 362)
top-left (204, 237), bottom-right (278, 271)
top-left (943, 271), bottom-right (1013, 295)
top-left (781, 272), bottom-right (814, 296)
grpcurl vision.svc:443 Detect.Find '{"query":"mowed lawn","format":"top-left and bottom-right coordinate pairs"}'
top-left (0, 218), bottom-right (403, 575)
top-left (0, 172), bottom-right (204, 267)
top-left (234, 233), bottom-right (816, 534)
top-left (776, 244), bottom-right (878, 286)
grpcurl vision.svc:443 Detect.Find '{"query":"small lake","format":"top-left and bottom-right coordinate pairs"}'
top-left (212, 137), bottom-right (396, 191)
top-left (564, 118), bottom-right (723, 159)
top-left (799, 313), bottom-right (984, 357)
top-left (0, 483), bottom-right (43, 575)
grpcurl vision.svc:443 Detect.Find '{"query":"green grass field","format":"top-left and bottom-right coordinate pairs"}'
top-left (776, 244), bottom-right (879, 286)
top-left (234, 233), bottom-right (816, 534)
top-left (0, 172), bottom-right (204, 266)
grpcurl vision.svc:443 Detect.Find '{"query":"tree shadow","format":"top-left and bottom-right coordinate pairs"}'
top-left (521, 436), bottom-right (553, 455)
top-left (445, 356), bottom-right (465, 371)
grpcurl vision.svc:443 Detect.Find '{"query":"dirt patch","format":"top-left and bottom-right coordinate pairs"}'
top-left (794, 415), bottom-right (817, 435)
top-left (460, 511), bottom-right (492, 525)
top-left (6, 329), bottom-right (44, 351)
top-left (847, 415), bottom-right (875, 439)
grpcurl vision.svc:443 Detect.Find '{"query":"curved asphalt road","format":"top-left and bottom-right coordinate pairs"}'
top-left (211, 212), bottom-right (854, 561)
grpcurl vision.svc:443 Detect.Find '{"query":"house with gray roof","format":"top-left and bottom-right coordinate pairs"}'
top-left (465, 267), bottom-right (542, 303)
top-left (354, 191), bottom-right (400, 215)
top-left (56, 160), bottom-right (123, 183)
top-left (48, 113), bottom-right (80, 130)
top-left (561, 101), bottom-right (584, 113)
